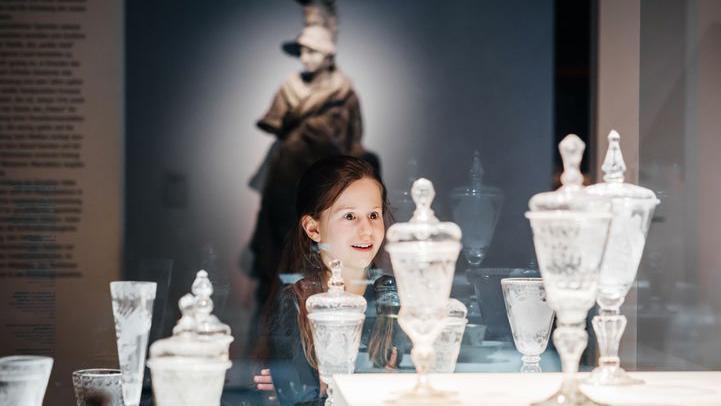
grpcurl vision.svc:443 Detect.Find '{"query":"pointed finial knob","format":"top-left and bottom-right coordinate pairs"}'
top-left (601, 130), bottom-right (626, 183)
top-left (410, 178), bottom-right (439, 224)
top-left (559, 134), bottom-right (585, 189)
top-left (470, 151), bottom-right (484, 190)
top-left (192, 270), bottom-right (214, 317)
top-left (328, 259), bottom-right (345, 293)
top-left (192, 270), bottom-right (213, 297)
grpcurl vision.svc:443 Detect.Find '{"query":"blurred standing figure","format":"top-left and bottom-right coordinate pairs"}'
top-left (247, 0), bottom-right (368, 324)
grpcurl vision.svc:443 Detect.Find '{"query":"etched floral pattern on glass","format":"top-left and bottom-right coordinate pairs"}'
top-left (110, 281), bottom-right (156, 406)
top-left (72, 369), bottom-right (123, 406)
top-left (502, 278), bottom-right (554, 372)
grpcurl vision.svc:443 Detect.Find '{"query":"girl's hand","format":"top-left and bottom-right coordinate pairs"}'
top-left (385, 347), bottom-right (398, 370)
top-left (254, 369), bottom-right (274, 391)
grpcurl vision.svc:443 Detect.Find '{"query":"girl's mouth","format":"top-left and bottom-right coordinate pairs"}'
top-left (351, 243), bottom-right (373, 251)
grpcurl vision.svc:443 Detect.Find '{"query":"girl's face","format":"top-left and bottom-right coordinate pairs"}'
top-left (303, 177), bottom-right (385, 271)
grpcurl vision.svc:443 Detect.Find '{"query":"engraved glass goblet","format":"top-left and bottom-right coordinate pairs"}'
top-left (110, 281), bottom-right (156, 406)
top-left (501, 278), bottom-right (554, 373)
top-left (307, 260), bottom-right (366, 406)
top-left (386, 178), bottom-right (462, 402)
top-left (585, 130), bottom-right (659, 386)
top-left (527, 134), bottom-right (612, 406)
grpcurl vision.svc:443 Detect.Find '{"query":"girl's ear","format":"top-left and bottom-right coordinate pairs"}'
top-left (301, 215), bottom-right (321, 242)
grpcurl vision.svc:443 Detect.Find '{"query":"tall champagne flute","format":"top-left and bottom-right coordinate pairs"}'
top-left (110, 281), bottom-right (156, 406)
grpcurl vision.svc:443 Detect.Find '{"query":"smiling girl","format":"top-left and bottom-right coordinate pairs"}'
top-left (256, 155), bottom-right (403, 405)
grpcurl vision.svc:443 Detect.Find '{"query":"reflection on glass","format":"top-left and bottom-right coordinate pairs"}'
top-left (585, 131), bottom-right (659, 385)
top-left (501, 278), bottom-right (554, 373)
top-left (110, 281), bottom-right (156, 406)
top-left (0, 355), bottom-right (53, 406)
top-left (72, 369), bottom-right (123, 406)
top-left (307, 260), bottom-right (366, 406)
top-left (526, 135), bottom-right (612, 406)
top-left (450, 151), bottom-right (504, 266)
top-left (386, 178), bottom-right (461, 402)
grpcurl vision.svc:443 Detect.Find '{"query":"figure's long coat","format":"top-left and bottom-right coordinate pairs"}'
top-left (249, 69), bottom-right (364, 297)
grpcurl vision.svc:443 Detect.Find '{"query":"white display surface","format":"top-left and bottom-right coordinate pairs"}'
top-left (331, 371), bottom-right (721, 405)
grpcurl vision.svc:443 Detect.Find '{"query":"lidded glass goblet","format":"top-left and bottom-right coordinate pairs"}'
top-left (306, 259), bottom-right (367, 406)
top-left (146, 270), bottom-right (233, 406)
top-left (385, 178), bottom-right (462, 401)
top-left (585, 130), bottom-right (659, 386)
top-left (526, 134), bottom-right (612, 406)
top-left (450, 151), bottom-right (504, 266)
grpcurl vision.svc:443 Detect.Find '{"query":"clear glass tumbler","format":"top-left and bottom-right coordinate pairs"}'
top-left (0, 355), bottom-right (53, 406)
top-left (72, 368), bottom-right (123, 406)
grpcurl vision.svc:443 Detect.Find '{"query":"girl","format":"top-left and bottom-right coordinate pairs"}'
top-left (255, 155), bottom-right (405, 405)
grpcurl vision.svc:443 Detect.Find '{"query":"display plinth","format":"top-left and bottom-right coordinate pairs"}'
top-left (330, 372), bottom-right (721, 406)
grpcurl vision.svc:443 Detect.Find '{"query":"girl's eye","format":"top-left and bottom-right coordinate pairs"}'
top-left (344, 213), bottom-right (356, 221)
top-left (369, 211), bottom-right (381, 220)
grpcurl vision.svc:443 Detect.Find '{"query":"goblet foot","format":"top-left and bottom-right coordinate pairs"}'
top-left (532, 380), bottom-right (607, 406)
top-left (584, 365), bottom-right (643, 386)
top-left (388, 382), bottom-right (457, 405)
top-left (520, 362), bottom-right (542, 373)
top-left (521, 355), bottom-right (542, 373)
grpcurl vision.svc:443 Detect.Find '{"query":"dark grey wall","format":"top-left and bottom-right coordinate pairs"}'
top-left (125, 0), bottom-right (554, 335)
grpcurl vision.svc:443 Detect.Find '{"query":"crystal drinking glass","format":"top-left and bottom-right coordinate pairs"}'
top-left (0, 355), bottom-right (53, 406)
top-left (386, 178), bottom-right (462, 402)
top-left (501, 278), bottom-right (554, 373)
top-left (110, 281), bottom-right (156, 406)
top-left (72, 368), bottom-right (123, 406)
top-left (585, 130), bottom-right (659, 386)
top-left (526, 135), bottom-right (612, 406)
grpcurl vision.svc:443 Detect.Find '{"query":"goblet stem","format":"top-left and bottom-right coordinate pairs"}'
top-left (586, 311), bottom-right (643, 385)
top-left (555, 326), bottom-right (585, 382)
top-left (533, 325), bottom-right (605, 405)
top-left (521, 355), bottom-right (542, 373)
top-left (594, 312), bottom-right (624, 369)
top-left (411, 344), bottom-right (433, 389)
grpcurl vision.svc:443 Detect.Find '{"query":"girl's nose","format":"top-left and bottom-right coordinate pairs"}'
top-left (358, 217), bottom-right (373, 236)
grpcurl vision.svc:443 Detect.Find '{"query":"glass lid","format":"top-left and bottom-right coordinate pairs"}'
top-left (306, 259), bottom-right (367, 316)
top-left (528, 134), bottom-right (611, 213)
top-left (386, 178), bottom-right (462, 244)
top-left (451, 151), bottom-right (503, 197)
top-left (586, 130), bottom-right (660, 203)
top-left (148, 270), bottom-right (233, 360)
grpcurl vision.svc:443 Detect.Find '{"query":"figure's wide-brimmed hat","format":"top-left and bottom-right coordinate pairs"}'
top-left (282, 25), bottom-right (336, 56)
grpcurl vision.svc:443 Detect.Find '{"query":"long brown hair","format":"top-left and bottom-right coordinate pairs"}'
top-left (281, 155), bottom-right (389, 369)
